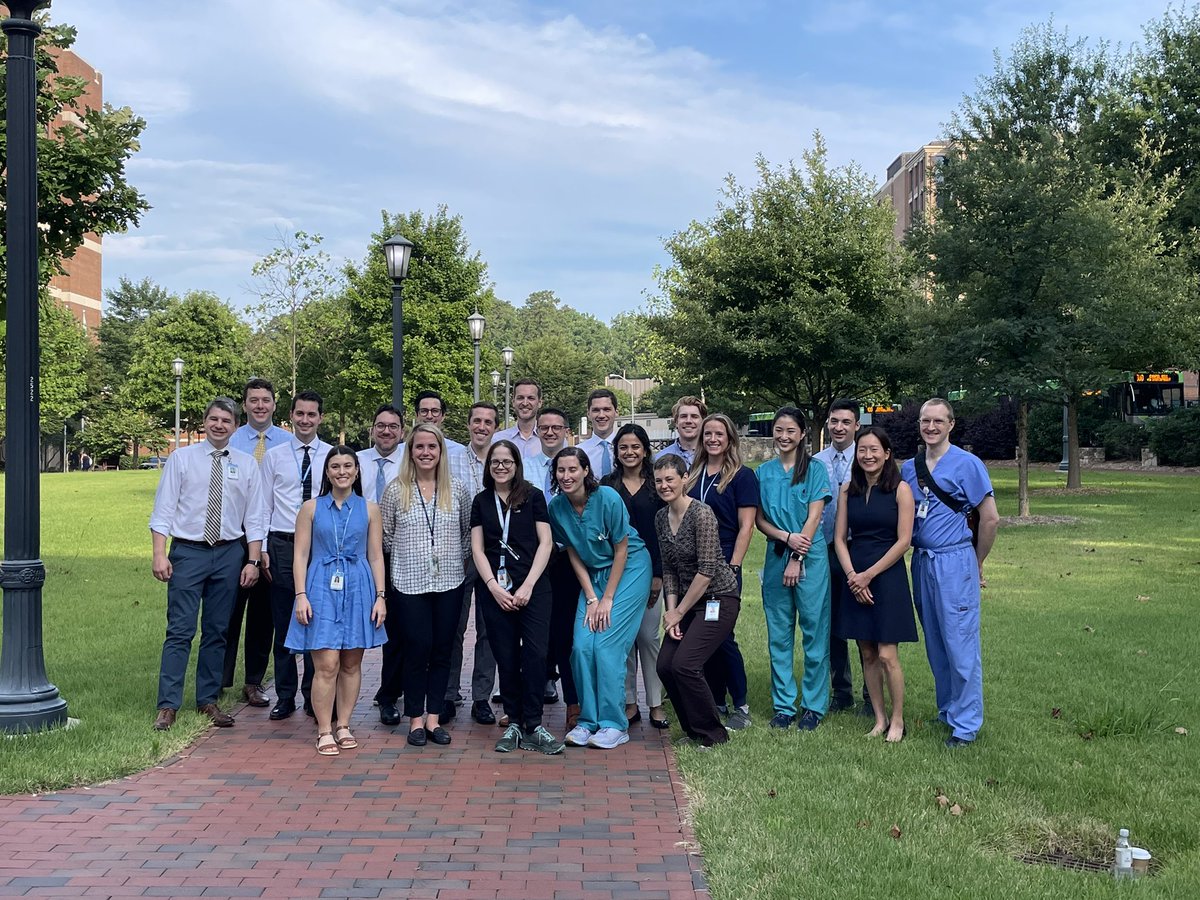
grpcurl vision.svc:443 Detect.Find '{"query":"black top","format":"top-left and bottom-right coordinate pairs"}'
top-left (470, 488), bottom-right (550, 586)
top-left (610, 476), bottom-right (665, 578)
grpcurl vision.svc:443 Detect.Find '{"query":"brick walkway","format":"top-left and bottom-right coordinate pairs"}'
top-left (0, 646), bottom-right (707, 899)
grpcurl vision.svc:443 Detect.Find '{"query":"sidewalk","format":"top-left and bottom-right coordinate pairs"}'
top-left (0, 646), bottom-right (707, 899)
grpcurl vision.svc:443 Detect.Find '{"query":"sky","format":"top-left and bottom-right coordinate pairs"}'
top-left (50, 0), bottom-right (1169, 324)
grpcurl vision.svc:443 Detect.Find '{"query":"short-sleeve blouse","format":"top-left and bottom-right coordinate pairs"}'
top-left (687, 465), bottom-right (759, 562)
top-left (470, 488), bottom-right (550, 585)
top-left (547, 485), bottom-right (646, 572)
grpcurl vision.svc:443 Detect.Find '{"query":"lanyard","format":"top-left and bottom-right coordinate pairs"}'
top-left (331, 497), bottom-right (354, 572)
top-left (417, 486), bottom-right (438, 549)
top-left (697, 468), bottom-right (720, 505)
top-left (494, 493), bottom-right (521, 566)
top-left (293, 441), bottom-right (318, 482)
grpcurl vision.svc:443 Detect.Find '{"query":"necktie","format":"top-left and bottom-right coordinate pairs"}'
top-left (544, 461), bottom-right (554, 496)
top-left (375, 457), bottom-right (388, 503)
top-left (301, 446), bottom-right (313, 503)
top-left (204, 449), bottom-right (227, 545)
top-left (834, 451), bottom-right (849, 486)
top-left (601, 441), bottom-right (612, 477)
top-left (254, 432), bottom-right (267, 464)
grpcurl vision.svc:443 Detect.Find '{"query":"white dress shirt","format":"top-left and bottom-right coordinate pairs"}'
top-left (579, 432), bottom-right (616, 477)
top-left (358, 445), bottom-right (404, 504)
top-left (813, 441), bottom-right (855, 545)
top-left (149, 440), bottom-right (266, 543)
top-left (492, 423), bottom-right (540, 458)
top-left (450, 444), bottom-right (488, 499)
top-left (260, 436), bottom-right (333, 534)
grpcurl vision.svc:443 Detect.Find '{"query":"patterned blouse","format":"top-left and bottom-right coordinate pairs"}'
top-left (654, 500), bottom-right (739, 601)
top-left (380, 477), bottom-right (472, 594)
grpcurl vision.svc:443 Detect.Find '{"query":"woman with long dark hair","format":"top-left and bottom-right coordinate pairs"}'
top-left (600, 424), bottom-right (668, 729)
top-left (286, 446), bottom-right (387, 756)
top-left (755, 407), bottom-right (832, 731)
top-left (548, 447), bottom-right (652, 749)
top-left (833, 426), bottom-right (916, 742)
top-left (471, 440), bottom-right (563, 754)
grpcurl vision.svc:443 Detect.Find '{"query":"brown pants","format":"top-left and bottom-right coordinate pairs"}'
top-left (657, 594), bottom-right (740, 746)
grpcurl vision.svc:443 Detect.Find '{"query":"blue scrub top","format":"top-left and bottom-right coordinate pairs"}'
top-left (757, 457), bottom-right (832, 547)
top-left (901, 445), bottom-right (993, 550)
top-left (687, 465), bottom-right (759, 563)
top-left (548, 485), bottom-right (645, 572)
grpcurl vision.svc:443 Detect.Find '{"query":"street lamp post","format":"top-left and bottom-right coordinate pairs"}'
top-left (0, 0), bottom-right (69, 733)
top-left (501, 346), bottom-right (514, 428)
top-left (382, 235), bottom-right (415, 411)
top-left (608, 373), bottom-right (638, 425)
top-left (1057, 403), bottom-right (1069, 472)
top-left (467, 310), bottom-right (485, 402)
top-left (491, 370), bottom-right (501, 404)
top-left (173, 357), bottom-right (184, 451)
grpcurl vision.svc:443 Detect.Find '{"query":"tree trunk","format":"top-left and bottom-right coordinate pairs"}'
top-left (1016, 398), bottom-right (1030, 517)
top-left (132, 438), bottom-right (140, 468)
top-left (1067, 397), bottom-right (1082, 489)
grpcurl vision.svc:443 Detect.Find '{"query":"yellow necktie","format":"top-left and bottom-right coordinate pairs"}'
top-left (254, 432), bottom-right (267, 464)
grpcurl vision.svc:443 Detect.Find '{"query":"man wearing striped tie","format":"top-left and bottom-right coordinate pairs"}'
top-left (260, 390), bottom-right (332, 720)
top-left (150, 398), bottom-right (266, 731)
top-left (221, 378), bottom-right (291, 708)
top-left (358, 404), bottom-right (406, 725)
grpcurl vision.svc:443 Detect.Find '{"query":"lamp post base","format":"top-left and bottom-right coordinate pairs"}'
top-left (0, 559), bottom-right (69, 734)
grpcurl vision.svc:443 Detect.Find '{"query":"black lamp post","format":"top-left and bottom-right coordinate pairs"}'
top-left (382, 235), bottom-right (414, 411)
top-left (0, 0), bottom-right (68, 733)
top-left (1057, 404), bottom-right (1069, 473)
top-left (173, 357), bottom-right (184, 451)
top-left (490, 370), bottom-right (500, 404)
top-left (502, 346), bottom-right (514, 428)
top-left (467, 310), bottom-right (485, 402)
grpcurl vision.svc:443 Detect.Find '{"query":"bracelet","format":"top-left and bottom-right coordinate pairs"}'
top-left (375, 590), bottom-right (385, 597)
top-left (295, 591), bottom-right (307, 597)
top-left (487, 577), bottom-right (497, 586)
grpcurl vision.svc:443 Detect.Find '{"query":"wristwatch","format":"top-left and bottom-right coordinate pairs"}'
top-left (585, 596), bottom-right (599, 605)
top-left (729, 564), bottom-right (742, 575)
top-left (247, 559), bottom-right (262, 568)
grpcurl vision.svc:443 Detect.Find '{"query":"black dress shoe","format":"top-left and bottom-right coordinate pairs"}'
top-left (429, 726), bottom-right (452, 745)
top-left (379, 702), bottom-right (401, 726)
top-left (269, 700), bottom-right (296, 720)
top-left (471, 699), bottom-right (495, 725)
top-left (829, 695), bottom-right (855, 713)
top-left (945, 736), bottom-right (974, 749)
top-left (441, 700), bottom-right (457, 722)
top-left (542, 682), bottom-right (559, 704)
top-left (407, 727), bottom-right (427, 746)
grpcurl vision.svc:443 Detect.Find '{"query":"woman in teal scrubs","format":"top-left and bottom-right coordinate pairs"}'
top-left (548, 447), bottom-right (653, 750)
top-left (755, 407), bottom-right (832, 731)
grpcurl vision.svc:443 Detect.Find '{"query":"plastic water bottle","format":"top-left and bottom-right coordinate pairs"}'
top-left (1114, 828), bottom-right (1133, 879)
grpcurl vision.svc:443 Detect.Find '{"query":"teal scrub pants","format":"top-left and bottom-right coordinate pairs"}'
top-left (762, 550), bottom-right (831, 717)
top-left (572, 545), bottom-right (653, 731)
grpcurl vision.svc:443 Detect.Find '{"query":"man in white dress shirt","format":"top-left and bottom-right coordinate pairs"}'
top-left (150, 398), bottom-right (265, 731)
top-left (414, 390), bottom-right (465, 454)
top-left (358, 403), bottom-right (406, 725)
top-left (259, 389), bottom-right (332, 720)
top-left (222, 377), bottom-right (291, 708)
top-left (812, 399), bottom-right (866, 714)
top-left (492, 378), bottom-right (542, 458)
top-left (655, 395), bottom-right (707, 468)
top-left (578, 388), bottom-right (618, 478)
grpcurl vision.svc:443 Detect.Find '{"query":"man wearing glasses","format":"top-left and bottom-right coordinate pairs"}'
top-left (900, 398), bottom-right (999, 749)
top-left (414, 390), bottom-right (465, 453)
top-left (359, 404), bottom-right (406, 725)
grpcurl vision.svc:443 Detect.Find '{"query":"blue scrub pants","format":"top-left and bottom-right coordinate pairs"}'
top-left (571, 546), bottom-right (652, 731)
top-left (912, 543), bottom-right (982, 741)
top-left (762, 551), bottom-right (831, 717)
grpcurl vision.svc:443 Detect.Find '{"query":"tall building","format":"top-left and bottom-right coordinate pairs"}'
top-left (46, 48), bottom-right (103, 334)
top-left (874, 140), bottom-right (950, 243)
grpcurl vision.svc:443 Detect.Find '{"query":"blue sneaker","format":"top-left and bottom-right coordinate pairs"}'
top-left (564, 725), bottom-right (594, 747)
top-left (796, 709), bottom-right (822, 731)
top-left (945, 735), bottom-right (974, 749)
top-left (768, 712), bottom-right (795, 729)
top-left (586, 727), bottom-right (630, 750)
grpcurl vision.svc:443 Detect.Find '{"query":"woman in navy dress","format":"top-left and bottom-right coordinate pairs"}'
top-left (832, 426), bottom-right (916, 743)
top-left (287, 447), bottom-right (387, 756)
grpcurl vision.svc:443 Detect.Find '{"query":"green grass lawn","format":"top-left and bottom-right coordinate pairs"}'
top-left (1, 468), bottom-right (1197, 897)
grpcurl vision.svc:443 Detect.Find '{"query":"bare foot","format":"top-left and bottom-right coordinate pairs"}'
top-left (866, 719), bottom-right (887, 738)
top-left (885, 719), bottom-right (905, 743)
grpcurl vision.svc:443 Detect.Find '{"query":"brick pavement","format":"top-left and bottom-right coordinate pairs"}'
top-left (0, 641), bottom-right (707, 899)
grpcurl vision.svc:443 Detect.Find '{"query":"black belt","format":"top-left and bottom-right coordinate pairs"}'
top-left (173, 537), bottom-right (238, 549)
top-left (270, 531), bottom-right (295, 543)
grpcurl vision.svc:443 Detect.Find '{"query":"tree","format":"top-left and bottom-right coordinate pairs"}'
top-left (122, 292), bottom-right (251, 429)
top-left (606, 312), bottom-right (667, 379)
top-left (0, 20), bottom-right (149, 311)
top-left (515, 335), bottom-right (609, 424)
top-left (914, 24), bottom-right (1196, 513)
top-left (651, 137), bottom-right (916, 428)
top-left (97, 276), bottom-right (173, 388)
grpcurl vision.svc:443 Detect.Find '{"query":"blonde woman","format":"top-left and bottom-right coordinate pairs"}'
top-left (380, 424), bottom-right (471, 748)
top-left (686, 413), bottom-right (757, 729)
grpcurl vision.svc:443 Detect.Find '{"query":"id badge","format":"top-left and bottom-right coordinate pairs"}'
top-left (916, 498), bottom-right (929, 519)
top-left (429, 554), bottom-right (440, 579)
top-left (798, 560), bottom-right (806, 582)
top-left (496, 567), bottom-right (512, 591)
top-left (330, 572), bottom-right (344, 591)
top-left (226, 464), bottom-right (239, 481)
top-left (704, 598), bottom-right (720, 622)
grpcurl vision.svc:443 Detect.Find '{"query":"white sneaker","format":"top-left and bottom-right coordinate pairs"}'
top-left (564, 725), bottom-right (594, 746)
top-left (586, 727), bottom-right (630, 750)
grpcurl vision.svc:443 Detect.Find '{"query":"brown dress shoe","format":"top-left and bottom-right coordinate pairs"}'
top-left (197, 703), bottom-right (235, 727)
top-left (154, 708), bottom-right (176, 731)
top-left (242, 684), bottom-right (270, 707)
top-left (566, 703), bottom-right (581, 730)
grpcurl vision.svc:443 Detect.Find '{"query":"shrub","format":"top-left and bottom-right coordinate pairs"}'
top-left (961, 399), bottom-right (1017, 460)
top-left (1096, 420), bottom-right (1147, 461)
top-left (1149, 407), bottom-right (1200, 466)
top-left (1027, 400), bottom-right (1112, 462)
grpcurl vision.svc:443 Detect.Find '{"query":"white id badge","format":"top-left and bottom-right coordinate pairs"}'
top-left (916, 498), bottom-right (929, 519)
top-left (704, 598), bottom-right (720, 622)
top-left (330, 572), bottom-right (344, 591)
top-left (226, 464), bottom-right (239, 481)
top-left (429, 554), bottom-right (440, 578)
top-left (496, 567), bottom-right (512, 591)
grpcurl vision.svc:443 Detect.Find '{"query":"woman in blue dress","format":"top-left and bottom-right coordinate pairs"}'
top-left (548, 447), bottom-right (653, 750)
top-left (287, 446), bottom-right (387, 756)
top-left (755, 407), bottom-right (832, 731)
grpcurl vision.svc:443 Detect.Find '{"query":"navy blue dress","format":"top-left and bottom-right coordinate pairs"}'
top-left (835, 488), bottom-right (918, 644)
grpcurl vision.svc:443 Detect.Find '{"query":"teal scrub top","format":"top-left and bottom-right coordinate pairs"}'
top-left (548, 485), bottom-right (646, 571)
top-left (758, 456), bottom-right (833, 546)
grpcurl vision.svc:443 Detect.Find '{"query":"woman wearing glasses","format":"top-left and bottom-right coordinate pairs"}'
top-left (470, 440), bottom-right (564, 754)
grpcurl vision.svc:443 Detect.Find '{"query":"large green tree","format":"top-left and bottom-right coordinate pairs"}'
top-left (96, 276), bottom-right (173, 389)
top-left (651, 136), bottom-right (916, 427)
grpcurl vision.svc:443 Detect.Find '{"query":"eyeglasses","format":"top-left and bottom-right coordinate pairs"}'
top-left (490, 459), bottom-right (515, 470)
top-left (374, 423), bottom-right (402, 432)
top-left (540, 423), bottom-right (568, 432)
top-left (919, 418), bottom-right (950, 427)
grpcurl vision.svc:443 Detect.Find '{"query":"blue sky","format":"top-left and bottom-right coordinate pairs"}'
top-left (53, 0), bottom-right (1166, 323)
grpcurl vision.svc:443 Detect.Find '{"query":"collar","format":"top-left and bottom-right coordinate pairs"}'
top-left (321, 492), bottom-right (356, 510)
top-left (204, 439), bottom-right (231, 454)
top-left (292, 435), bottom-right (320, 452)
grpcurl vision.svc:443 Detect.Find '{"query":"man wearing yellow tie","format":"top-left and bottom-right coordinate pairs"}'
top-left (222, 378), bottom-right (291, 707)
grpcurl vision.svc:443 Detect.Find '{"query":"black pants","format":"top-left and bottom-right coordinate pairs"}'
top-left (222, 542), bottom-right (274, 688)
top-left (547, 550), bottom-right (579, 706)
top-left (659, 594), bottom-right (740, 746)
top-left (828, 547), bottom-right (869, 706)
top-left (267, 532), bottom-right (314, 706)
top-left (374, 554), bottom-right (404, 705)
top-left (478, 580), bottom-right (552, 730)
top-left (703, 572), bottom-right (748, 708)
top-left (446, 561), bottom-right (497, 703)
top-left (400, 585), bottom-right (462, 719)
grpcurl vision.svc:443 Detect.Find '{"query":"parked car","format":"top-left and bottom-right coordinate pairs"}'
top-left (138, 456), bottom-right (166, 469)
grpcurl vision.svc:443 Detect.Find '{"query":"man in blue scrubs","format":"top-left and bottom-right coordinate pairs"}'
top-left (901, 398), bottom-right (999, 748)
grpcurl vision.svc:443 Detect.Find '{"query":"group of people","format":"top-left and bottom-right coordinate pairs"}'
top-left (149, 375), bottom-right (999, 756)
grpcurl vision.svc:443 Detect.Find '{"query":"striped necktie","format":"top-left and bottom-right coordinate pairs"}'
top-left (301, 446), bottom-right (313, 503)
top-left (375, 457), bottom-right (388, 503)
top-left (834, 451), bottom-right (849, 485)
top-left (203, 449), bottom-right (227, 545)
top-left (254, 432), bottom-right (267, 464)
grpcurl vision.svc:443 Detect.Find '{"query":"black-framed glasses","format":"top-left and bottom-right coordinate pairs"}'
top-left (374, 422), bottom-right (402, 432)
top-left (490, 459), bottom-right (515, 469)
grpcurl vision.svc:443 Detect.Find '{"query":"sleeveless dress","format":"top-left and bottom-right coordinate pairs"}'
top-left (835, 487), bottom-right (918, 644)
top-left (285, 495), bottom-right (386, 651)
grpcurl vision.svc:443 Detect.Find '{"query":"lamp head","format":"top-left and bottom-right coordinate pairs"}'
top-left (467, 310), bottom-right (486, 342)
top-left (502, 346), bottom-right (514, 368)
top-left (172, 358), bottom-right (185, 378)
top-left (491, 370), bottom-right (501, 387)
top-left (382, 234), bottom-right (414, 281)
